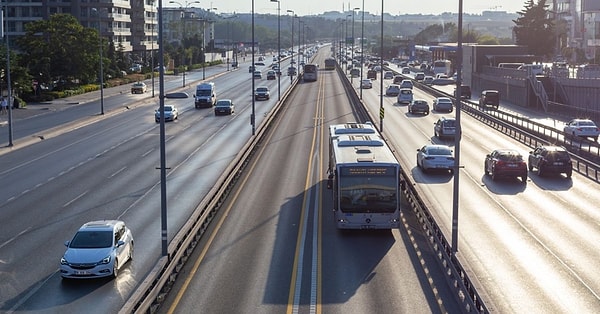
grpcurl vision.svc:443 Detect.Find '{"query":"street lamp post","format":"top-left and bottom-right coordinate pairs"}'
top-left (92, 8), bottom-right (104, 115)
top-left (169, 0), bottom-right (201, 86)
top-left (345, 14), bottom-right (351, 73)
top-left (360, 0), bottom-right (364, 99)
top-left (271, 0), bottom-right (281, 101)
top-left (286, 10), bottom-right (295, 81)
top-left (202, 7), bottom-right (217, 80)
top-left (351, 7), bottom-right (359, 83)
top-left (251, 0), bottom-right (256, 134)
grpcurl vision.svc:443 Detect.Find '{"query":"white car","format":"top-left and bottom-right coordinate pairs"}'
top-left (433, 97), bottom-right (453, 112)
top-left (155, 104), bottom-right (179, 122)
top-left (360, 79), bottom-right (373, 89)
top-left (397, 88), bottom-right (413, 105)
top-left (416, 144), bottom-right (455, 173)
top-left (563, 119), bottom-right (600, 141)
top-left (60, 220), bottom-right (134, 279)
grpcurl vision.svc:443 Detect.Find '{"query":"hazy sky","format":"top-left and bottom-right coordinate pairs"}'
top-left (164, 1), bottom-right (527, 16)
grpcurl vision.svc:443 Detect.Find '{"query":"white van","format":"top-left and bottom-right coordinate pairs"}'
top-left (397, 88), bottom-right (413, 105)
top-left (195, 82), bottom-right (216, 108)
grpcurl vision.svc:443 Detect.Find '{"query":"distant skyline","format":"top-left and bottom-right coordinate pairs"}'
top-left (164, 0), bottom-right (527, 16)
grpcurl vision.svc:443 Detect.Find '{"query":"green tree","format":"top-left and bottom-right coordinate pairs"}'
top-left (0, 45), bottom-right (33, 97)
top-left (513, 0), bottom-right (555, 57)
top-left (17, 13), bottom-right (100, 88)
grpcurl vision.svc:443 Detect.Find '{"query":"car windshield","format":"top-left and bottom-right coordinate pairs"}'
top-left (443, 120), bottom-right (456, 127)
top-left (427, 147), bottom-right (452, 155)
top-left (216, 101), bottom-right (231, 107)
top-left (164, 107), bottom-right (173, 112)
top-left (70, 231), bottom-right (113, 248)
top-left (197, 90), bottom-right (211, 96)
top-left (498, 153), bottom-right (523, 161)
top-left (578, 121), bottom-right (596, 126)
top-left (257, 88), bottom-right (268, 92)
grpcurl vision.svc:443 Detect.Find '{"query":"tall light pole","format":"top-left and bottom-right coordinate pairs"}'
top-left (3, 6), bottom-right (14, 146)
top-left (345, 14), bottom-right (351, 73)
top-left (151, 1), bottom-right (156, 97)
top-left (351, 7), bottom-right (359, 83)
top-left (169, 0), bottom-right (201, 86)
top-left (271, 0), bottom-right (281, 101)
top-left (379, 0), bottom-right (383, 132)
top-left (202, 7), bottom-right (218, 80)
top-left (251, 0), bottom-right (256, 134)
top-left (286, 10), bottom-right (295, 81)
top-left (92, 8), bottom-right (104, 115)
top-left (360, 0), bottom-right (364, 99)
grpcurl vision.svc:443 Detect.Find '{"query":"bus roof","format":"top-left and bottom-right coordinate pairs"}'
top-left (331, 134), bottom-right (398, 165)
top-left (329, 123), bottom-right (377, 139)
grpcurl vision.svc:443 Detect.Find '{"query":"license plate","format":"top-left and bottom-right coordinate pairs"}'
top-left (507, 163), bottom-right (517, 167)
top-left (553, 162), bottom-right (564, 166)
top-left (75, 270), bottom-right (89, 275)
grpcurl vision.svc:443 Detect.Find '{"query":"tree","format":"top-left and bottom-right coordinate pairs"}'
top-left (17, 14), bottom-right (100, 88)
top-left (513, 0), bottom-right (555, 58)
top-left (0, 46), bottom-right (33, 97)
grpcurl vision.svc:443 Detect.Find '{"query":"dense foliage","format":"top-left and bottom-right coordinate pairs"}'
top-left (513, 0), bottom-right (555, 57)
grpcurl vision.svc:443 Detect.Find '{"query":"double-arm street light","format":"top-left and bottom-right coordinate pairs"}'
top-left (360, 1), bottom-right (365, 99)
top-left (345, 14), bottom-right (351, 73)
top-left (202, 7), bottom-right (218, 80)
top-left (169, 0), bottom-right (201, 86)
top-left (351, 7), bottom-right (359, 83)
top-left (270, 0), bottom-right (281, 101)
top-left (286, 10), bottom-right (295, 80)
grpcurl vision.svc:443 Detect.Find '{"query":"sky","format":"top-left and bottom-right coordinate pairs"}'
top-left (163, 0), bottom-right (527, 16)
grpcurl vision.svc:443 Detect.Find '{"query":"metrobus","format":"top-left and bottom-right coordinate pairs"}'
top-left (324, 57), bottom-right (336, 70)
top-left (303, 64), bottom-right (318, 81)
top-left (327, 124), bottom-right (401, 229)
top-left (432, 59), bottom-right (452, 76)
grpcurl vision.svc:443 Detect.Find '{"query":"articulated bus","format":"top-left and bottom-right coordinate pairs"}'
top-left (327, 124), bottom-right (401, 229)
top-left (324, 57), bottom-right (336, 70)
top-left (303, 64), bottom-right (318, 81)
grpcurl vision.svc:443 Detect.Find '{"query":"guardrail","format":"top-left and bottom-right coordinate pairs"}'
top-left (346, 66), bottom-right (490, 313)
top-left (120, 75), bottom-right (301, 314)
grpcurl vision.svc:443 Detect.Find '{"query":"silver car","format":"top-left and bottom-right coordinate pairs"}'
top-left (155, 104), bottom-right (178, 122)
top-left (60, 220), bottom-right (134, 279)
top-left (416, 144), bottom-right (455, 173)
top-left (433, 97), bottom-right (453, 112)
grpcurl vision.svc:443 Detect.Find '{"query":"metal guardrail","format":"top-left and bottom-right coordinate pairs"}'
top-left (120, 77), bottom-right (300, 314)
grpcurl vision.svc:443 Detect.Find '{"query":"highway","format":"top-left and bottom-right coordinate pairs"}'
top-left (1, 45), bottom-right (599, 314)
top-left (157, 50), bottom-right (460, 313)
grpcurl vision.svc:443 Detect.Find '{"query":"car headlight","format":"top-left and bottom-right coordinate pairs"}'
top-left (60, 257), bottom-right (68, 265)
top-left (100, 255), bottom-right (112, 264)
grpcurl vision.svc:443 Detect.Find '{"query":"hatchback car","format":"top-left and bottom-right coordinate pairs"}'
top-left (433, 97), bottom-right (453, 112)
top-left (454, 85), bottom-right (472, 99)
top-left (423, 76), bottom-right (434, 85)
top-left (401, 67), bottom-right (410, 74)
top-left (254, 86), bottom-right (270, 100)
top-left (130, 82), bottom-right (147, 94)
top-left (266, 70), bottom-right (276, 80)
top-left (396, 88), bottom-right (413, 105)
top-left (253, 70), bottom-right (262, 79)
top-left (385, 84), bottom-right (401, 96)
top-left (384, 71), bottom-right (394, 79)
top-left (484, 149), bottom-right (528, 182)
top-left (528, 145), bottom-right (573, 178)
top-left (393, 75), bottom-right (404, 85)
top-left (350, 68), bottom-right (361, 77)
top-left (155, 104), bottom-right (178, 122)
top-left (214, 99), bottom-right (235, 115)
top-left (360, 79), bottom-right (373, 89)
top-left (399, 79), bottom-right (414, 90)
top-left (434, 117), bottom-right (456, 139)
top-left (60, 220), bottom-right (133, 279)
top-left (408, 99), bottom-right (429, 115)
top-left (414, 72), bottom-right (425, 81)
top-left (479, 90), bottom-right (500, 110)
top-left (416, 144), bottom-right (455, 173)
top-left (563, 119), bottom-right (600, 141)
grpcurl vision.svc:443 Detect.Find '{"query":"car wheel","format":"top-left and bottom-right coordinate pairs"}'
top-left (128, 243), bottom-right (134, 262)
top-left (491, 170), bottom-right (498, 181)
top-left (112, 259), bottom-right (119, 279)
top-left (521, 174), bottom-right (527, 182)
top-left (528, 162), bottom-right (533, 171)
top-left (483, 162), bottom-right (489, 176)
top-left (537, 164), bottom-right (544, 176)
top-left (565, 170), bottom-right (572, 179)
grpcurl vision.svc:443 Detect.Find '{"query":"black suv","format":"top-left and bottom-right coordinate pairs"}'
top-left (528, 146), bottom-right (573, 178)
top-left (454, 85), bottom-right (471, 99)
top-left (479, 90), bottom-right (500, 110)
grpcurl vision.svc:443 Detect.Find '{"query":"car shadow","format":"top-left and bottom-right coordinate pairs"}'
top-left (526, 172), bottom-right (573, 191)
top-left (410, 166), bottom-right (453, 184)
top-left (481, 175), bottom-right (527, 195)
